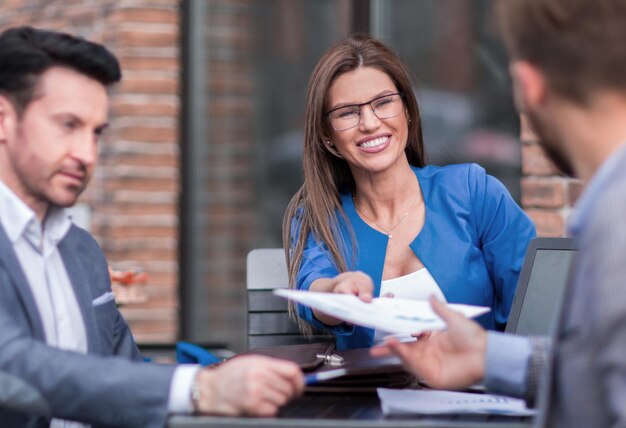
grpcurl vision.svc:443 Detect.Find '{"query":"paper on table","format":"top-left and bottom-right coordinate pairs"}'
top-left (377, 388), bottom-right (537, 416)
top-left (273, 289), bottom-right (490, 335)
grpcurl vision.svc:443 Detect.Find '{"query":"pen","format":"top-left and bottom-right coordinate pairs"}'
top-left (305, 368), bottom-right (348, 385)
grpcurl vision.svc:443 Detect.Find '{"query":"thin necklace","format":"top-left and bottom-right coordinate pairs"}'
top-left (352, 196), bottom-right (410, 239)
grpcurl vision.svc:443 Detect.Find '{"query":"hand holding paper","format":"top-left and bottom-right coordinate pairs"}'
top-left (307, 271), bottom-right (374, 326)
top-left (274, 289), bottom-right (490, 336)
top-left (371, 297), bottom-right (489, 390)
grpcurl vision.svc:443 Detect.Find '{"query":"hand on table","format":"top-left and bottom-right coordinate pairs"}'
top-left (371, 296), bottom-right (488, 390)
top-left (194, 355), bottom-right (304, 417)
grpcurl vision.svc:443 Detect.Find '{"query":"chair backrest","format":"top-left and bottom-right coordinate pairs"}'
top-left (246, 248), bottom-right (331, 349)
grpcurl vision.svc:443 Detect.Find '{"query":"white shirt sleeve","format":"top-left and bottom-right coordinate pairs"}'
top-left (483, 331), bottom-right (531, 398)
top-left (167, 365), bottom-right (201, 414)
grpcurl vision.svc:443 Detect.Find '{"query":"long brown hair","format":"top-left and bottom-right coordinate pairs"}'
top-left (282, 34), bottom-right (426, 335)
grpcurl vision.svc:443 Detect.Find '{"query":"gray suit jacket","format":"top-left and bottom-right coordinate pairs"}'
top-left (0, 224), bottom-right (176, 427)
top-left (527, 150), bottom-right (626, 427)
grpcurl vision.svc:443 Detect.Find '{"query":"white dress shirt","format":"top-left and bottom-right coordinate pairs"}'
top-left (0, 181), bottom-right (89, 428)
top-left (0, 181), bottom-right (198, 425)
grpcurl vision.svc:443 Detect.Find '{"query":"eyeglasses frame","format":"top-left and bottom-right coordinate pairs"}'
top-left (324, 92), bottom-right (406, 131)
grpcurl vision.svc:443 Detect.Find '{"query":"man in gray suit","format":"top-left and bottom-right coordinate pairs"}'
top-left (373, 0), bottom-right (626, 426)
top-left (0, 27), bottom-right (303, 427)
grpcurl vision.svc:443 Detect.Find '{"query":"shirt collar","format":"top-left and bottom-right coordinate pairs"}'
top-left (568, 142), bottom-right (626, 236)
top-left (0, 180), bottom-right (36, 243)
top-left (0, 180), bottom-right (73, 247)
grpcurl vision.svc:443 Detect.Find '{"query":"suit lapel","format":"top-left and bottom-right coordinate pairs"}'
top-left (0, 225), bottom-right (46, 340)
top-left (58, 227), bottom-right (101, 354)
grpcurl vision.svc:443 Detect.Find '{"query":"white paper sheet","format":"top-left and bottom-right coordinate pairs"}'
top-left (273, 289), bottom-right (490, 335)
top-left (377, 388), bottom-right (536, 416)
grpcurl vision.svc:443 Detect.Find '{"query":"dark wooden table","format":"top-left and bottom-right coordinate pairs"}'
top-left (169, 392), bottom-right (533, 428)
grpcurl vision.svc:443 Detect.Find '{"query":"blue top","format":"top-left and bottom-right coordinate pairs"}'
top-left (292, 164), bottom-right (536, 350)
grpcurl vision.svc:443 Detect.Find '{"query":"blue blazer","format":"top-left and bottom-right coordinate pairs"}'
top-left (293, 164), bottom-right (536, 349)
top-left (0, 223), bottom-right (175, 427)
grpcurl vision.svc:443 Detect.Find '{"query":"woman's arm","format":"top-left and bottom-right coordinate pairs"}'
top-left (290, 214), bottom-right (373, 331)
top-left (469, 164), bottom-right (536, 329)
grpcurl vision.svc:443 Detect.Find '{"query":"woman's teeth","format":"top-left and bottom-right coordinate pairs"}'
top-left (360, 136), bottom-right (388, 148)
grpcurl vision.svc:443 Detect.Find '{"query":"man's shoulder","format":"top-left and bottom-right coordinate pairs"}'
top-left (60, 225), bottom-right (107, 267)
top-left (577, 171), bottom-right (626, 265)
top-left (587, 172), bottom-right (626, 225)
top-left (603, 168), bottom-right (626, 199)
top-left (64, 224), bottom-right (101, 247)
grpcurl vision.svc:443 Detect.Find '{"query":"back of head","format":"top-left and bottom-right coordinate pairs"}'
top-left (496, 0), bottom-right (626, 104)
top-left (0, 26), bottom-right (121, 115)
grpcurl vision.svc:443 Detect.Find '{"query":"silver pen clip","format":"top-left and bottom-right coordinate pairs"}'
top-left (316, 353), bottom-right (345, 366)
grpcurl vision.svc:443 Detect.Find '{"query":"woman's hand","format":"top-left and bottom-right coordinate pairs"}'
top-left (329, 271), bottom-right (374, 301)
top-left (309, 271), bottom-right (374, 325)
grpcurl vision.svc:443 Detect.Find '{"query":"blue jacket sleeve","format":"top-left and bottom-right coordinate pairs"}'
top-left (469, 164), bottom-right (536, 329)
top-left (289, 213), bottom-right (355, 335)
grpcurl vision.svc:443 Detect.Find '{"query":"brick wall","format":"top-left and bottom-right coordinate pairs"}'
top-left (193, 0), bottom-right (257, 350)
top-left (520, 114), bottom-right (583, 237)
top-left (0, 0), bottom-right (181, 343)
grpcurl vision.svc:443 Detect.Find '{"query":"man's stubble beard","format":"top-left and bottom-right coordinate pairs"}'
top-left (526, 109), bottom-right (576, 178)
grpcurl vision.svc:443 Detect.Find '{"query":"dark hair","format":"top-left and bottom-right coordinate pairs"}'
top-left (495, 0), bottom-right (626, 104)
top-left (0, 26), bottom-right (121, 115)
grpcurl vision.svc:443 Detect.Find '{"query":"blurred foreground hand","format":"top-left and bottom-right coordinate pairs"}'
top-left (194, 355), bottom-right (304, 417)
top-left (371, 296), bottom-right (488, 390)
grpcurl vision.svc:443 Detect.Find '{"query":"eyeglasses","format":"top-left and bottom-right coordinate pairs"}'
top-left (325, 92), bottom-right (405, 131)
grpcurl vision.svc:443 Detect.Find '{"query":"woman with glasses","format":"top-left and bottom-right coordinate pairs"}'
top-left (282, 34), bottom-right (535, 350)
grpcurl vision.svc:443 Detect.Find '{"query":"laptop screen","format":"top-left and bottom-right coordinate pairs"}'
top-left (505, 238), bottom-right (577, 336)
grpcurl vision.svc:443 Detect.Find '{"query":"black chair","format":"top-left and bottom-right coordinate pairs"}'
top-left (246, 248), bottom-right (332, 349)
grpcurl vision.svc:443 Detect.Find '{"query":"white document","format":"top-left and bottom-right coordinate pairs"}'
top-left (273, 289), bottom-right (490, 335)
top-left (377, 388), bottom-right (537, 416)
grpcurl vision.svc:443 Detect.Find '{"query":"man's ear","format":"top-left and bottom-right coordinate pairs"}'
top-left (509, 61), bottom-right (547, 113)
top-left (0, 95), bottom-right (16, 144)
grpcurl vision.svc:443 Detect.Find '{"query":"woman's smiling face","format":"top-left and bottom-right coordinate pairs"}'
top-left (325, 66), bottom-right (409, 176)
